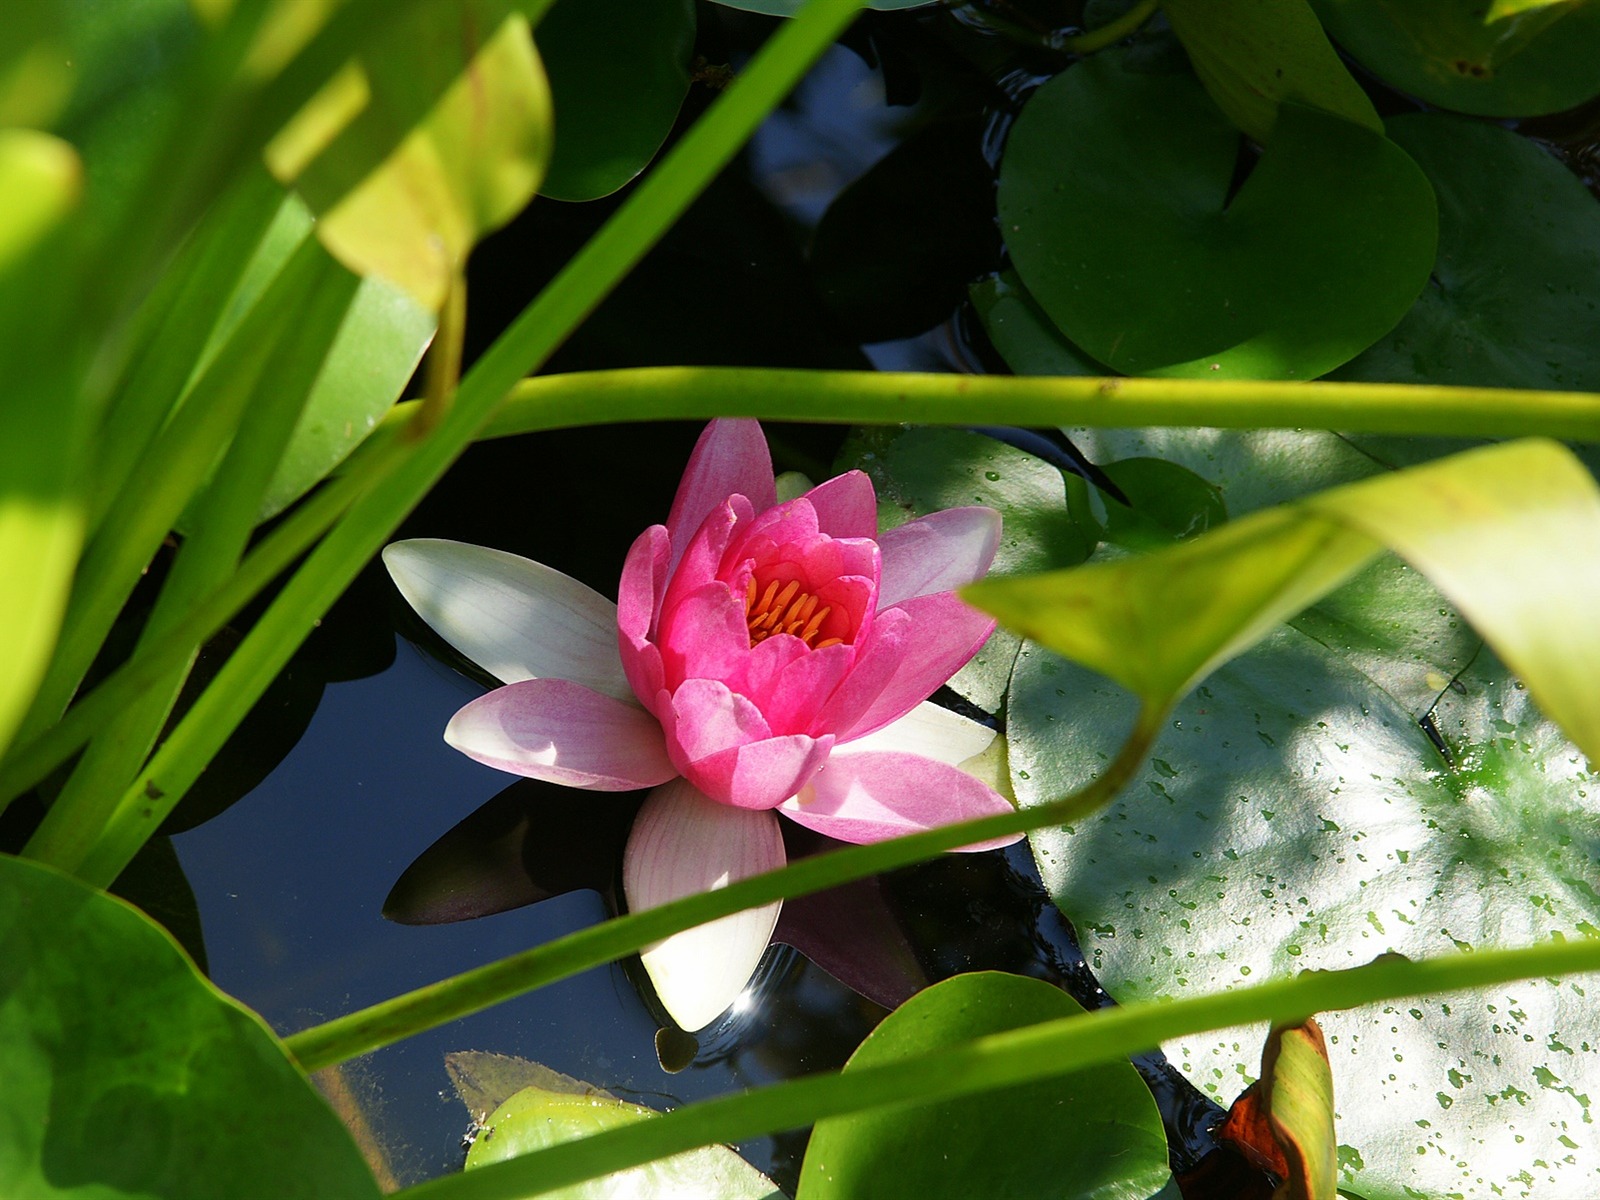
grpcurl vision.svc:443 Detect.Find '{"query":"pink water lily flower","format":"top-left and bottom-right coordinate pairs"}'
top-left (384, 420), bottom-right (1020, 1031)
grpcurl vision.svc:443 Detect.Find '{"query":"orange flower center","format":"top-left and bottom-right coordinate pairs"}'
top-left (745, 577), bottom-right (842, 649)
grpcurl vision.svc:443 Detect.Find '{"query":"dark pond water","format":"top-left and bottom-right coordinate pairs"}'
top-left (158, 5), bottom-right (1259, 1193)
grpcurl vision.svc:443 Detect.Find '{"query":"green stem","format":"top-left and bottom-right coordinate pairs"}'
top-left (416, 268), bottom-right (467, 437)
top-left (284, 707), bottom-right (1161, 1072)
top-left (386, 366), bottom-right (1600, 443)
top-left (0, 425), bottom-right (413, 814)
top-left (395, 935), bottom-right (1600, 1200)
top-left (74, 0), bottom-right (867, 888)
top-left (1063, 0), bottom-right (1160, 55)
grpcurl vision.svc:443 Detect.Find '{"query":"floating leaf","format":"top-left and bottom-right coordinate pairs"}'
top-left (269, 2), bottom-right (553, 311)
top-left (1312, 0), bottom-right (1600, 116)
top-left (969, 271), bottom-right (1103, 377)
top-left (797, 972), bottom-right (1172, 1199)
top-left (998, 53), bottom-right (1436, 379)
top-left (467, 1082), bottom-right (782, 1199)
top-left (535, 0), bottom-right (695, 201)
top-left (1330, 113), bottom-right (1600, 392)
top-left (0, 854), bottom-right (379, 1199)
top-left (1162, 0), bottom-right (1380, 143)
top-left (995, 433), bottom-right (1600, 1199)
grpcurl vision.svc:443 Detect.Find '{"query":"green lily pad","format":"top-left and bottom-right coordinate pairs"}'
top-left (1000, 431), bottom-right (1600, 1200)
top-left (535, 0), bottom-right (695, 202)
top-left (969, 271), bottom-right (1104, 377)
top-left (1312, 0), bottom-right (1600, 117)
top-left (797, 972), bottom-right (1172, 1200)
top-left (836, 426), bottom-right (1095, 712)
top-left (1330, 113), bottom-right (1600, 392)
top-left (997, 53), bottom-right (1437, 379)
top-left (0, 854), bottom-right (380, 1200)
top-left (1161, 0), bottom-right (1380, 143)
top-left (466, 1082), bottom-right (782, 1199)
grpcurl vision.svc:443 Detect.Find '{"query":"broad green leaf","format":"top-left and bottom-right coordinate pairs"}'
top-left (1161, 0), bottom-right (1380, 143)
top-left (836, 426), bottom-right (1094, 712)
top-left (535, 0), bottom-right (695, 201)
top-left (1312, 0), bottom-right (1600, 116)
top-left (797, 972), bottom-right (1172, 1200)
top-left (970, 439), bottom-right (1600, 763)
top-left (0, 2), bottom-right (71, 127)
top-left (969, 271), bottom-right (1102, 378)
top-left (1331, 114), bottom-right (1600, 392)
top-left (466, 1083), bottom-right (782, 1199)
top-left (269, 4), bottom-right (553, 311)
top-left (0, 129), bottom-right (80, 270)
top-left (0, 854), bottom-right (380, 1200)
top-left (997, 53), bottom-right (1436, 379)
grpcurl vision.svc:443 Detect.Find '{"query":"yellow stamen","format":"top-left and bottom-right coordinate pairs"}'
top-left (744, 575), bottom-right (840, 649)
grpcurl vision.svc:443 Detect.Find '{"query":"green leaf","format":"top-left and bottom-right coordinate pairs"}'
top-left (1161, 0), bottom-right (1380, 143)
top-left (535, 0), bottom-right (695, 201)
top-left (256, 272), bottom-right (434, 520)
top-left (1264, 1020), bottom-right (1338, 1200)
top-left (0, 854), bottom-right (380, 1200)
top-left (797, 972), bottom-right (1172, 1200)
top-left (466, 1083), bottom-right (782, 1199)
top-left (269, 3), bottom-right (554, 311)
top-left (836, 425), bottom-right (1095, 711)
top-left (1330, 113), bottom-right (1600, 392)
top-left (969, 271), bottom-right (1103, 378)
top-left (969, 439), bottom-right (1600, 764)
top-left (997, 53), bottom-right (1436, 379)
top-left (1312, 0), bottom-right (1600, 116)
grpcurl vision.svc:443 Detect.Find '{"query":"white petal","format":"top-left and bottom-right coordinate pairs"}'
top-left (383, 539), bottom-right (633, 702)
top-left (623, 779), bottom-right (785, 1032)
top-left (841, 701), bottom-right (996, 766)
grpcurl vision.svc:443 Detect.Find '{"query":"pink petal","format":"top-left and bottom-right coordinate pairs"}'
top-left (779, 751), bottom-right (1021, 850)
top-left (445, 679), bottom-right (677, 791)
top-left (800, 470), bottom-right (878, 539)
top-left (760, 642), bottom-right (856, 735)
top-left (661, 678), bottom-right (772, 764)
top-left (876, 507), bottom-right (1002, 609)
top-left (658, 582), bottom-right (754, 689)
top-left (617, 526), bottom-right (670, 705)
top-left (666, 420), bottom-right (774, 575)
top-left (847, 701), bottom-right (997, 765)
top-left (836, 592), bottom-right (997, 741)
top-left (811, 607), bottom-right (914, 735)
top-left (624, 780), bottom-right (786, 1031)
top-left (662, 495), bottom-right (751, 617)
top-left (682, 735), bottom-right (835, 810)
top-left (384, 539), bottom-right (633, 701)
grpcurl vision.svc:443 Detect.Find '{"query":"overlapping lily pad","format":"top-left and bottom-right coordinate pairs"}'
top-left (997, 53), bottom-right (1436, 379)
top-left (797, 972), bottom-right (1173, 1199)
top-left (1000, 429), bottom-right (1600, 1199)
top-left (0, 854), bottom-right (379, 1200)
top-left (1312, 0), bottom-right (1600, 116)
top-left (1330, 113), bottom-right (1600, 392)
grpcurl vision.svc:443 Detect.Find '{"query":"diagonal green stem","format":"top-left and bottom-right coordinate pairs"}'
top-left (393, 934), bottom-right (1600, 1200)
top-left (284, 706), bottom-right (1163, 1072)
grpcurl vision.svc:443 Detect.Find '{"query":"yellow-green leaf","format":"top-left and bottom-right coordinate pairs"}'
top-left (966, 439), bottom-right (1600, 762)
top-left (1162, 0), bottom-right (1381, 143)
top-left (267, 4), bottom-right (553, 311)
top-left (0, 129), bottom-right (80, 272)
